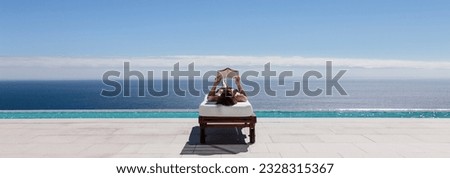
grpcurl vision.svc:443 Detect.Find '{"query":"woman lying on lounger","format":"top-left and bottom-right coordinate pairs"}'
top-left (207, 74), bottom-right (247, 106)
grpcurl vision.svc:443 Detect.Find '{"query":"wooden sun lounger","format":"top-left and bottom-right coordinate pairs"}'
top-left (198, 96), bottom-right (257, 144)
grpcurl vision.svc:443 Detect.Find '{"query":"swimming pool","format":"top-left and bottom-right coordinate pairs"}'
top-left (1, 110), bottom-right (450, 119)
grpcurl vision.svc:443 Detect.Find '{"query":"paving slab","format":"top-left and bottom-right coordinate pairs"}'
top-left (1, 118), bottom-right (450, 157)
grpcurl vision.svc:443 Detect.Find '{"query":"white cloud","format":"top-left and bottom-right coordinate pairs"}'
top-left (1, 56), bottom-right (450, 79)
top-left (1, 56), bottom-right (450, 69)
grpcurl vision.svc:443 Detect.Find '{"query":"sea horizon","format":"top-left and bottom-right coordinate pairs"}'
top-left (1, 79), bottom-right (449, 118)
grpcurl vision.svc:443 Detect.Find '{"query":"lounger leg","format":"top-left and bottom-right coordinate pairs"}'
top-left (249, 124), bottom-right (255, 144)
top-left (200, 124), bottom-right (206, 144)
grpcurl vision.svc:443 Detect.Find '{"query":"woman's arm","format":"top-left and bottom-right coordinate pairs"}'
top-left (234, 76), bottom-right (246, 96)
top-left (233, 76), bottom-right (247, 102)
top-left (207, 75), bottom-right (222, 101)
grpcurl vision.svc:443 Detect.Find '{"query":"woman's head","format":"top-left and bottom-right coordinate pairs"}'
top-left (216, 87), bottom-right (237, 106)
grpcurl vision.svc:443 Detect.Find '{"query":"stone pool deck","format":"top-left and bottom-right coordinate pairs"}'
top-left (1, 118), bottom-right (450, 158)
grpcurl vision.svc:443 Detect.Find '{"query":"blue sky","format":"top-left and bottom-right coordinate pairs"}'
top-left (1, 0), bottom-right (450, 60)
top-left (1, 0), bottom-right (450, 80)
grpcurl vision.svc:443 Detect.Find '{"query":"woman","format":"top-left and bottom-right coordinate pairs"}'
top-left (207, 74), bottom-right (247, 106)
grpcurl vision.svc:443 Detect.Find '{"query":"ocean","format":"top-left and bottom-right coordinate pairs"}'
top-left (1, 79), bottom-right (449, 118)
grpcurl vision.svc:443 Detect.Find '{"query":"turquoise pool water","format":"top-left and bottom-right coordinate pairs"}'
top-left (1, 110), bottom-right (450, 119)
